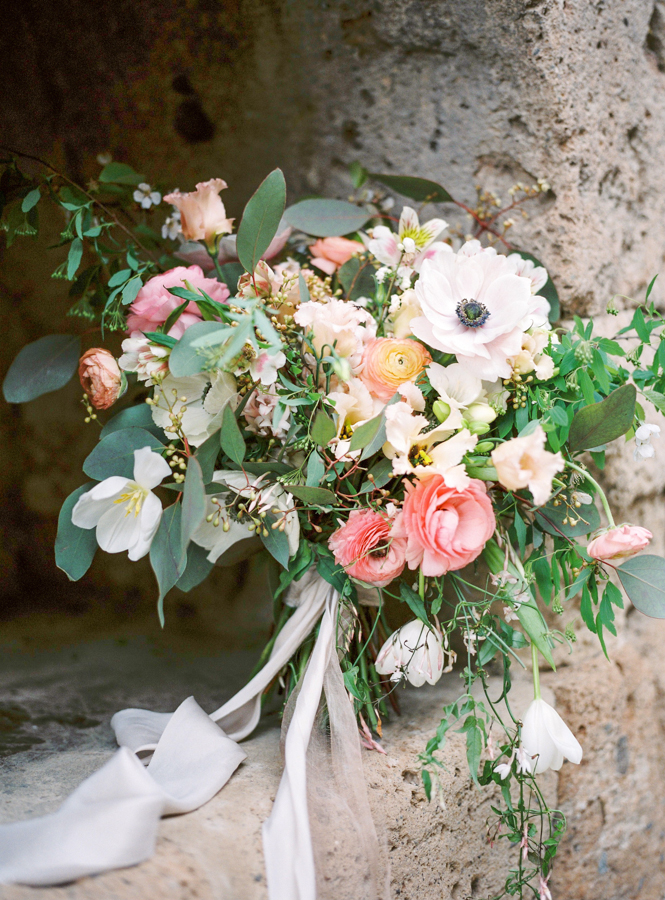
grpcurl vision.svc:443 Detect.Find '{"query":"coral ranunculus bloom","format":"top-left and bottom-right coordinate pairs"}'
top-left (78, 348), bottom-right (123, 410)
top-left (587, 524), bottom-right (652, 562)
top-left (360, 337), bottom-right (431, 402)
top-left (309, 236), bottom-right (363, 275)
top-left (393, 475), bottom-right (495, 576)
top-left (329, 509), bottom-right (406, 587)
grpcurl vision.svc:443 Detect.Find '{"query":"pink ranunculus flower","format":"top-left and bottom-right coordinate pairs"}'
top-left (587, 524), bottom-right (652, 563)
top-left (329, 509), bottom-right (407, 587)
top-left (393, 475), bottom-right (496, 576)
top-left (309, 236), bottom-right (364, 275)
top-left (78, 348), bottom-right (123, 410)
top-left (126, 266), bottom-right (230, 339)
top-left (163, 179), bottom-right (233, 249)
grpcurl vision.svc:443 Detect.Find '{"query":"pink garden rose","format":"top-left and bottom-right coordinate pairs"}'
top-left (309, 236), bottom-right (364, 275)
top-left (78, 348), bottom-right (123, 410)
top-left (164, 179), bottom-right (233, 249)
top-left (587, 524), bottom-right (652, 563)
top-left (393, 475), bottom-right (495, 576)
top-left (329, 509), bottom-right (407, 587)
top-left (126, 266), bottom-right (230, 339)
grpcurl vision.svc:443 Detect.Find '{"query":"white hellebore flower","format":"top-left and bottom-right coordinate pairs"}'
top-left (133, 182), bottom-right (162, 209)
top-left (521, 698), bottom-right (583, 774)
top-left (412, 242), bottom-right (547, 380)
top-left (634, 423), bottom-right (660, 462)
top-left (368, 206), bottom-right (448, 272)
top-left (72, 447), bottom-right (170, 560)
top-left (375, 620), bottom-right (445, 687)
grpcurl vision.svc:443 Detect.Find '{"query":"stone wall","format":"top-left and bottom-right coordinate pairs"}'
top-left (2, 1), bottom-right (665, 897)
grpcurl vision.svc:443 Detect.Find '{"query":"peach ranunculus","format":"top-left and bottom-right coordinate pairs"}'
top-left (360, 338), bottom-right (432, 402)
top-left (163, 179), bottom-right (234, 249)
top-left (392, 476), bottom-right (495, 576)
top-left (587, 525), bottom-right (652, 563)
top-left (309, 236), bottom-right (364, 275)
top-left (78, 349), bottom-right (123, 410)
top-left (491, 425), bottom-right (564, 507)
top-left (329, 509), bottom-right (407, 587)
top-left (126, 266), bottom-right (230, 340)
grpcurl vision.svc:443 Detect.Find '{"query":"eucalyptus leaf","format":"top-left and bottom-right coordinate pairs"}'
top-left (311, 409), bottom-right (337, 445)
top-left (617, 555), bottom-right (665, 618)
top-left (181, 457), bottom-right (206, 546)
top-left (66, 238), bottom-right (83, 280)
top-left (176, 542), bottom-right (214, 593)
top-left (195, 431), bottom-right (220, 482)
top-left (150, 503), bottom-right (187, 625)
top-left (306, 451), bottom-right (325, 486)
top-left (288, 484), bottom-right (336, 507)
top-left (349, 414), bottom-right (383, 452)
top-left (83, 427), bottom-right (164, 480)
top-left (360, 457), bottom-right (393, 492)
top-left (284, 199), bottom-right (370, 237)
top-left (260, 513), bottom-right (290, 568)
top-left (121, 276), bottom-right (143, 306)
top-left (55, 482), bottom-right (98, 581)
top-left (370, 173), bottom-right (454, 204)
top-left (99, 162), bottom-right (145, 185)
top-left (568, 384), bottom-right (636, 452)
top-left (338, 257), bottom-right (375, 301)
top-left (168, 320), bottom-right (232, 376)
top-left (21, 188), bottom-right (41, 213)
top-left (220, 404), bottom-right (246, 465)
top-left (236, 169), bottom-right (287, 274)
top-left (3, 334), bottom-right (81, 403)
top-left (100, 404), bottom-right (165, 440)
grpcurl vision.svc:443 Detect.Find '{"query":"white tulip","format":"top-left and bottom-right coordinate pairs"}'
top-left (72, 447), bottom-right (171, 560)
top-left (521, 698), bottom-right (583, 774)
top-left (375, 620), bottom-right (444, 687)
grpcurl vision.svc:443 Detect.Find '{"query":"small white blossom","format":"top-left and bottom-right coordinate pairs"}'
top-left (494, 759), bottom-right (513, 780)
top-left (72, 447), bottom-right (170, 560)
top-left (634, 423), bottom-right (660, 461)
top-left (521, 698), bottom-right (582, 774)
top-left (375, 620), bottom-right (445, 687)
top-left (133, 182), bottom-right (162, 209)
top-left (161, 209), bottom-right (182, 241)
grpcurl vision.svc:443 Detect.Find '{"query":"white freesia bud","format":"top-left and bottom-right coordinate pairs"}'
top-left (521, 698), bottom-right (583, 774)
top-left (463, 401), bottom-right (497, 425)
top-left (375, 620), bottom-right (444, 687)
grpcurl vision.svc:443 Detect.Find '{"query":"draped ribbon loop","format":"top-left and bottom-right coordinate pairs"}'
top-left (0, 571), bottom-right (386, 900)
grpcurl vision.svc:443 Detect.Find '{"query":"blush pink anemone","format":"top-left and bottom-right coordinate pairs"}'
top-left (393, 475), bottom-right (495, 576)
top-left (126, 266), bottom-right (229, 339)
top-left (329, 509), bottom-right (407, 587)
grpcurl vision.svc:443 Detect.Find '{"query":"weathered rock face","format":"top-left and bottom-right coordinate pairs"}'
top-left (2, 1), bottom-right (665, 897)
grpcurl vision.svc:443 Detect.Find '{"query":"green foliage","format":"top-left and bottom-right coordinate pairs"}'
top-left (176, 542), bottom-right (214, 593)
top-left (236, 168), bottom-right (287, 274)
top-left (399, 582), bottom-right (429, 625)
top-left (311, 409), bottom-right (337, 445)
top-left (287, 484), bottom-right (336, 507)
top-left (283, 198), bottom-right (370, 237)
top-left (220, 404), bottom-right (246, 466)
top-left (369, 173), bottom-right (454, 204)
top-left (100, 403), bottom-right (165, 440)
top-left (98, 162), bottom-right (145, 185)
top-left (338, 256), bottom-right (375, 301)
top-left (181, 457), bottom-right (206, 546)
top-left (535, 498), bottom-right (600, 538)
top-left (568, 383), bottom-right (636, 451)
top-left (3, 334), bottom-right (81, 403)
top-left (617, 555), bottom-right (665, 618)
top-left (150, 502), bottom-right (187, 625)
top-left (260, 513), bottom-right (291, 567)
top-left (82, 427), bottom-right (164, 480)
top-left (54, 483), bottom-right (98, 581)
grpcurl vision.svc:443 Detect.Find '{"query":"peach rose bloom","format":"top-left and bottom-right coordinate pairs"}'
top-left (329, 509), bottom-right (407, 587)
top-left (491, 425), bottom-right (564, 507)
top-left (309, 236), bottom-right (363, 275)
top-left (393, 476), bottom-right (495, 576)
top-left (587, 525), bottom-right (652, 562)
top-left (164, 179), bottom-right (234, 249)
top-left (78, 349), bottom-right (122, 410)
top-left (126, 266), bottom-right (230, 339)
top-left (360, 337), bottom-right (432, 402)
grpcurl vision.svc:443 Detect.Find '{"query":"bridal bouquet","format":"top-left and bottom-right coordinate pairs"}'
top-left (3, 153), bottom-right (665, 898)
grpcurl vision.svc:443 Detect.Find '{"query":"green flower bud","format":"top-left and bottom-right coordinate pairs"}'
top-left (433, 399), bottom-right (451, 423)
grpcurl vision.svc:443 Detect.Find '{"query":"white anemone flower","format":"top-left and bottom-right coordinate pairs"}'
top-left (133, 183), bottom-right (162, 209)
top-left (72, 447), bottom-right (170, 560)
top-left (412, 245), bottom-right (535, 380)
top-left (507, 253), bottom-right (548, 295)
top-left (521, 698), bottom-right (583, 774)
top-left (375, 620), bottom-right (445, 687)
top-left (383, 401), bottom-right (477, 486)
top-left (368, 206), bottom-right (448, 272)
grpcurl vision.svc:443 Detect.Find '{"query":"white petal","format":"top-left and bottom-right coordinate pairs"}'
top-left (95, 504), bottom-right (142, 555)
top-left (133, 447), bottom-right (171, 490)
top-left (71, 477), bottom-right (130, 529)
top-left (127, 491), bottom-right (163, 561)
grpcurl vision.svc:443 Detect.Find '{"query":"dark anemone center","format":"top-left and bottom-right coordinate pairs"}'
top-left (456, 298), bottom-right (490, 328)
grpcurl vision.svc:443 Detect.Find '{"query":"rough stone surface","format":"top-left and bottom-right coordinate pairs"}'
top-left (2, 2), bottom-right (665, 898)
